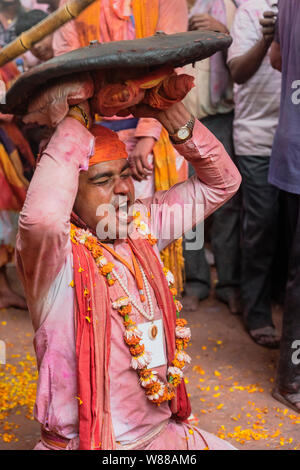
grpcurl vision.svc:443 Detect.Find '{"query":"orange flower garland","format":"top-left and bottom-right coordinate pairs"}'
top-left (71, 220), bottom-right (191, 406)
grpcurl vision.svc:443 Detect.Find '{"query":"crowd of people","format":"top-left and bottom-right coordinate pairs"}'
top-left (0, 0), bottom-right (299, 450)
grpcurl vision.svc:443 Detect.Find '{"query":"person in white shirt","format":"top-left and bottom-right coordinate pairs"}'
top-left (183, 0), bottom-right (242, 315)
top-left (227, 0), bottom-right (281, 348)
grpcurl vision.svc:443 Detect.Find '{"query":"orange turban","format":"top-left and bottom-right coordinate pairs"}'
top-left (89, 125), bottom-right (128, 166)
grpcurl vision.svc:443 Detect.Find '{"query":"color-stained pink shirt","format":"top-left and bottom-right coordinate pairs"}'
top-left (16, 117), bottom-right (241, 444)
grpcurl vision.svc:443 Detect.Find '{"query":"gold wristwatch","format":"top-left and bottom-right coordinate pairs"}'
top-left (169, 115), bottom-right (195, 144)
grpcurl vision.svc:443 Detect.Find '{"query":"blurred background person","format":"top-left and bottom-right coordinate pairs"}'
top-left (268, 0), bottom-right (300, 412)
top-left (0, 62), bottom-right (34, 309)
top-left (227, 0), bottom-right (281, 348)
top-left (0, 4), bottom-right (49, 311)
top-left (0, 0), bottom-right (23, 47)
top-left (14, 9), bottom-right (54, 156)
top-left (34, 0), bottom-right (59, 12)
top-left (183, 0), bottom-right (241, 314)
top-left (15, 9), bottom-right (53, 70)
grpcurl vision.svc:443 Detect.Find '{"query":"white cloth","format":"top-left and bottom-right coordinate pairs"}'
top-left (227, 0), bottom-right (281, 156)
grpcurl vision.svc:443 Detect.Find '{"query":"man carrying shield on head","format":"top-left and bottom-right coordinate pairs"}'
top-left (11, 32), bottom-right (241, 450)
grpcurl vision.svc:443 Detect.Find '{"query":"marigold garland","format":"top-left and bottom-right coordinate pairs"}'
top-left (70, 217), bottom-right (191, 406)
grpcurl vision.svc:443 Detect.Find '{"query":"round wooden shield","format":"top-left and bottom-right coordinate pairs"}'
top-left (1, 30), bottom-right (232, 114)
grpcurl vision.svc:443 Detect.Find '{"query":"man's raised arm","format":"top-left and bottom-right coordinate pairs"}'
top-left (16, 117), bottom-right (94, 309)
top-left (134, 102), bottom-right (241, 251)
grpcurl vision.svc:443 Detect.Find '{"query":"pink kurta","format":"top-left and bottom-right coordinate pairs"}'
top-left (53, 0), bottom-right (189, 199)
top-left (16, 117), bottom-right (241, 449)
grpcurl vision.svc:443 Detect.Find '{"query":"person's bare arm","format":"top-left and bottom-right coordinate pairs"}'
top-left (270, 41), bottom-right (282, 72)
top-left (189, 13), bottom-right (228, 33)
top-left (228, 39), bottom-right (270, 84)
top-left (228, 10), bottom-right (276, 85)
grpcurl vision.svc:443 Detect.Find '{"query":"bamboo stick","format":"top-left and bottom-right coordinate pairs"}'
top-left (0, 0), bottom-right (96, 67)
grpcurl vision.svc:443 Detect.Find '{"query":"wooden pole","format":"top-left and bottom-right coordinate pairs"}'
top-left (0, 0), bottom-right (96, 67)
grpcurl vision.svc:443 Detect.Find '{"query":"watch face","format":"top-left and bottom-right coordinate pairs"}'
top-left (178, 128), bottom-right (190, 140)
